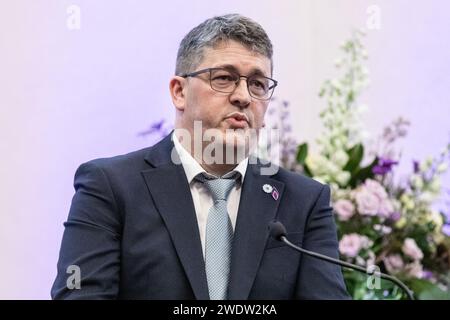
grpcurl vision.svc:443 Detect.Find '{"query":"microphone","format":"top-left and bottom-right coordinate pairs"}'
top-left (268, 220), bottom-right (415, 300)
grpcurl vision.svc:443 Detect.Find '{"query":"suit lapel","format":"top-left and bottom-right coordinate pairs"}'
top-left (141, 135), bottom-right (285, 300)
top-left (141, 135), bottom-right (209, 299)
top-left (228, 163), bottom-right (285, 300)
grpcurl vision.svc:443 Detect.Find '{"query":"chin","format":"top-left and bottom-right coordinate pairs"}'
top-left (224, 130), bottom-right (256, 158)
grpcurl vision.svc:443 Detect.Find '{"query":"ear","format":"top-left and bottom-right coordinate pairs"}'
top-left (169, 76), bottom-right (187, 111)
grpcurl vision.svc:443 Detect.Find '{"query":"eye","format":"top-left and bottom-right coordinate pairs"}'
top-left (212, 75), bottom-right (235, 82)
top-left (249, 78), bottom-right (267, 91)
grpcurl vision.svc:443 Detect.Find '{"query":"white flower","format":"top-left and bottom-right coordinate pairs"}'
top-left (429, 178), bottom-right (441, 194)
top-left (381, 226), bottom-right (392, 234)
top-left (305, 154), bottom-right (321, 175)
top-left (419, 157), bottom-right (433, 172)
top-left (374, 224), bottom-right (392, 234)
top-left (336, 171), bottom-right (351, 186)
top-left (418, 191), bottom-right (434, 203)
top-left (437, 163), bottom-right (448, 174)
top-left (400, 194), bottom-right (415, 210)
top-left (322, 161), bottom-right (338, 177)
top-left (332, 150), bottom-right (349, 167)
top-left (331, 79), bottom-right (342, 91)
top-left (429, 210), bottom-right (444, 230)
top-left (333, 138), bottom-right (344, 149)
top-left (411, 175), bottom-right (423, 190)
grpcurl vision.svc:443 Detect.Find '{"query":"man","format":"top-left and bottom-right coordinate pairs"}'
top-left (51, 14), bottom-right (349, 299)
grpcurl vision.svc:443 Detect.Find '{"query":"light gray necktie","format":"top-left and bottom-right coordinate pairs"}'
top-left (196, 172), bottom-right (239, 300)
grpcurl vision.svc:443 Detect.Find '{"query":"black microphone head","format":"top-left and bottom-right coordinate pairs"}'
top-left (268, 220), bottom-right (287, 240)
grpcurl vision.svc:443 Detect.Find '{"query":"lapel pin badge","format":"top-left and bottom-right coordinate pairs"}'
top-left (262, 184), bottom-right (273, 194)
top-left (263, 184), bottom-right (279, 200)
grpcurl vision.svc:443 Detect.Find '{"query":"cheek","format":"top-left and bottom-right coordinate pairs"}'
top-left (185, 86), bottom-right (207, 117)
top-left (187, 89), bottom-right (223, 124)
top-left (252, 104), bottom-right (269, 127)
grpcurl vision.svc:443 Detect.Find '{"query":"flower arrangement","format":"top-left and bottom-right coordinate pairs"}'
top-left (142, 30), bottom-right (450, 299)
top-left (268, 30), bottom-right (450, 299)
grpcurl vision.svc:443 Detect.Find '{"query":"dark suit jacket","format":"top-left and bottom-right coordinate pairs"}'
top-left (51, 133), bottom-right (349, 299)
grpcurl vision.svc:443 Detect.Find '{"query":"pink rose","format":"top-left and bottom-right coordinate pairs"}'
top-left (402, 238), bottom-right (424, 261)
top-left (383, 254), bottom-right (404, 274)
top-left (334, 199), bottom-right (355, 221)
top-left (339, 233), bottom-right (372, 258)
top-left (354, 188), bottom-right (379, 216)
top-left (405, 261), bottom-right (424, 279)
top-left (353, 179), bottom-right (394, 218)
top-left (364, 179), bottom-right (388, 200)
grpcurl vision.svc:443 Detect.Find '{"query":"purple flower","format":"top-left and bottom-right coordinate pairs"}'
top-left (413, 160), bottom-right (420, 174)
top-left (422, 270), bottom-right (434, 280)
top-left (372, 158), bottom-right (398, 175)
top-left (268, 107), bottom-right (276, 115)
top-left (442, 224), bottom-right (450, 236)
top-left (138, 119), bottom-right (170, 137)
top-left (389, 211), bottom-right (402, 222)
top-left (283, 124), bottom-right (292, 133)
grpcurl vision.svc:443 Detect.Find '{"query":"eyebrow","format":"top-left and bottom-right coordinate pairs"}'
top-left (214, 64), bottom-right (269, 77)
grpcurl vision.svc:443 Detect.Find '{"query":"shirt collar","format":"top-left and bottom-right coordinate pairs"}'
top-left (172, 131), bottom-right (248, 184)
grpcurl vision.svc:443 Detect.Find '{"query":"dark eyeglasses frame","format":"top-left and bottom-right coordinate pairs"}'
top-left (180, 67), bottom-right (278, 101)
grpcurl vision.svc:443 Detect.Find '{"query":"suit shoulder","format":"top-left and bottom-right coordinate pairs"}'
top-left (78, 146), bottom-right (153, 174)
top-left (274, 166), bottom-right (327, 193)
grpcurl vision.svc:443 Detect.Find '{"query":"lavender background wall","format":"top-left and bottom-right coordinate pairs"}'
top-left (0, 0), bottom-right (449, 299)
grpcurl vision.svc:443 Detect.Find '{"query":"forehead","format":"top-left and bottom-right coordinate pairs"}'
top-left (197, 40), bottom-right (272, 77)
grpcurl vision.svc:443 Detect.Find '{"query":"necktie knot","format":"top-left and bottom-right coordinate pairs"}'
top-left (195, 172), bottom-right (239, 202)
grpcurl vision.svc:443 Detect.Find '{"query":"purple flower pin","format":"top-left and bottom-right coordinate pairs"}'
top-left (272, 187), bottom-right (279, 201)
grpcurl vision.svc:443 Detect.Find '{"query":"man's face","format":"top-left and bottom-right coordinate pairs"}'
top-left (174, 40), bottom-right (272, 154)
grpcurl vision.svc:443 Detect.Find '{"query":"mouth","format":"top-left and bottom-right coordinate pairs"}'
top-left (225, 112), bottom-right (250, 129)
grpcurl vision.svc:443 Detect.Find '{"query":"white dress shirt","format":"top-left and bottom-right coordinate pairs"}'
top-left (172, 132), bottom-right (248, 258)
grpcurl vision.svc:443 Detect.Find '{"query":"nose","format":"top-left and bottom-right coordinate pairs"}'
top-left (229, 77), bottom-right (251, 109)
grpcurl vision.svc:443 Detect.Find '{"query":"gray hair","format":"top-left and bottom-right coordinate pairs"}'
top-left (175, 14), bottom-right (273, 76)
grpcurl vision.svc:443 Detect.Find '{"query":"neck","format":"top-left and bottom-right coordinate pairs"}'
top-left (174, 129), bottom-right (246, 176)
top-left (200, 162), bottom-right (237, 177)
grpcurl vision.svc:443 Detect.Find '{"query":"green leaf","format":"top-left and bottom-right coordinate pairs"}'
top-left (343, 144), bottom-right (364, 173)
top-left (347, 90), bottom-right (355, 104)
top-left (348, 157), bottom-right (378, 188)
top-left (303, 164), bottom-right (313, 177)
top-left (419, 287), bottom-right (450, 300)
top-left (296, 143), bottom-right (308, 165)
top-left (408, 278), bottom-right (450, 300)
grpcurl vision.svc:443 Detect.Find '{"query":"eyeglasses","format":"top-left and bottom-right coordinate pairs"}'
top-left (180, 68), bottom-right (278, 101)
